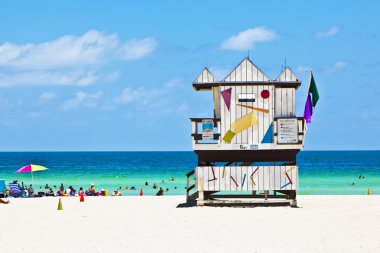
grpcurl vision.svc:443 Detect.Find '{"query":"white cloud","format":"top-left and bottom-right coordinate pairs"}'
top-left (327, 61), bottom-right (347, 73)
top-left (0, 30), bottom-right (157, 86)
top-left (315, 26), bottom-right (340, 38)
top-left (115, 79), bottom-right (189, 114)
top-left (0, 70), bottom-right (98, 87)
top-left (61, 91), bottom-right (103, 110)
top-left (105, 71), bottom-right (122, 81)
top-left (120, 38), bottom-right (157, 60)
top-left (220, 27), bottom-right (277, 51)
top-left (39, 92), bottom-right (57, 101)
top-left (116, 87), bottom-right (164, 106)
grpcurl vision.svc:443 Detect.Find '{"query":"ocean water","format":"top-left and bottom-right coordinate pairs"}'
top-left (0, 151), bottom-right (379, 196)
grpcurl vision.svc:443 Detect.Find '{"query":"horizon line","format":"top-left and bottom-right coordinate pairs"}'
top-left (0, 149), bottom-right (379, 152)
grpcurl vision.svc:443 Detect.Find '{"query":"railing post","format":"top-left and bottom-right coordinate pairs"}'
top-left (217, 121), bottom-right (221, 144)
top-left (186, 174), bottom-right (190, 201)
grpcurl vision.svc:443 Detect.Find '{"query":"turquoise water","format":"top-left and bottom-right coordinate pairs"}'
top-left (0, 151), bottom-right (379, 195)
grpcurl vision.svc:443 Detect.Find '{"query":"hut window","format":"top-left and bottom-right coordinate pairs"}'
top-left (238, 93), bottom-right (255, 102)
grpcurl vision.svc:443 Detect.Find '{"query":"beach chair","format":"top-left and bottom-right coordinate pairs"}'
top-left (0, 179), bottom-right (5, 198)
top-left (9, 182), bottom-right (23, 198)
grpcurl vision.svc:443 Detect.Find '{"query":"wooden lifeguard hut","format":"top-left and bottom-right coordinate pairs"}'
top-left (186, 57), bottom-right (307, 206)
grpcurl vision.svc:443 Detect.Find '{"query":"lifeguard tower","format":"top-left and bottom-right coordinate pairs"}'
top-left (186, 57), bottom-right (307, 207)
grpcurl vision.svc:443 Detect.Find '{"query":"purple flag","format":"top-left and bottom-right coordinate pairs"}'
top-left (221, 88), bottom-right (232, 111)
top-left (304, 93), bottom-right (313, 124)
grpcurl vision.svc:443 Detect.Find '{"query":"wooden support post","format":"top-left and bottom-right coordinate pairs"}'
top-left (198, 190), bottom-right (204, 206)
top-left (264, 190), bottom-right (268, 200)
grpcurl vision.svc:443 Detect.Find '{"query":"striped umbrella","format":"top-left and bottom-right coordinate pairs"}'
top-left (16, 164), bottom-right (48, 185)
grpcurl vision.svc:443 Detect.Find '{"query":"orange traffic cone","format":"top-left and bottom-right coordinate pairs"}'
top-left (140, 188), bottom-right (143, 196)
top-left (80, 192), bottom-right (84, 202)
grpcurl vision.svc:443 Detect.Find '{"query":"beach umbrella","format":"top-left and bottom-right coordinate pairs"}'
top-left (16, 164), bottom-right (48, 185)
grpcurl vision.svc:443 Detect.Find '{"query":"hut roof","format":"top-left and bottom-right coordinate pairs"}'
top-left (276, 67), bottom-right (299, 82)
top-left (192, 57), bottom-right (301, 91)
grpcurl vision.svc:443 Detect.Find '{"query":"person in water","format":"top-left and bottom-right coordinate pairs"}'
top-left (156, 187), bottom-right (164, 196)
top-left (152, 183), bottom-right (157, 189)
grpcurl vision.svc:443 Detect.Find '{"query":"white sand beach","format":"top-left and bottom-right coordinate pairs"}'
top-left (1, 196), bottom-right (380, 253)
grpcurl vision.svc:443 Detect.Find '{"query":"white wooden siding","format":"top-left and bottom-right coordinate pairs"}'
top-left (212, 86), bottom-right (221, 118)
top-left (223, 58), bottom-right (270, 82)
top-left (220, 84), bottom-right (274, 145)
top-left (194, 67), bottom-right (216, 83)
top-left (276, 67), bottom-right (299, 82)
top-left (196, 166), bottom-right (298, 191)
top-left (274, 88), bottom-right (295, 118)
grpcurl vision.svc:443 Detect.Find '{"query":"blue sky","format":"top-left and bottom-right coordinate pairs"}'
top-left (0, 1), bottom-right (379, 151)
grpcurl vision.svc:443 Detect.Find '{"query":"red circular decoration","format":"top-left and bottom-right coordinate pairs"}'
top-left (261, 90), bottom-right (270, 99)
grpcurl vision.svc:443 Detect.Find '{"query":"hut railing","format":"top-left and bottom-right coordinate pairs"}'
top-left (186, 169), bottom-right (197, 201)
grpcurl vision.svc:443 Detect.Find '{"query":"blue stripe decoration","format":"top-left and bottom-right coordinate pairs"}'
top-left (241, 174), bottom-right (246, 187)
top-left (238, 98), bottom-right (255, 102)
top-left (280, 182), bottom-right (291, 189)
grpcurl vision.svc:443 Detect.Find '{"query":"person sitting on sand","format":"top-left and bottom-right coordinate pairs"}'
top-left (57, 184), bottom-right (68, 196)
top-left (46, 188), bottom-right (55, 197)
top-left (58, 183), bottom-right (66, 196)
top-left (0, 198), bottom-right (10, 204)
top-left (28, 184), bottom-right (34, 197)
top-left (88, 183), bottom-right (96, 196)
top-left (66, 186), bottom-right (75, 196)
top-left (71, 186), bottom-right (77, 196)
top-left (112, 189), bottom-right (121, 196)
top-left (5, 187), bottom-right (10, 198)
top-left (156, 187), bottom-right (164, 196)
top-left (100, 189), bottom-right (106, 196)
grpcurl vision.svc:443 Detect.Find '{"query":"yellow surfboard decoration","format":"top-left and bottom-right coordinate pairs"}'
top-left (231, 112), bottom-right (258, 134)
